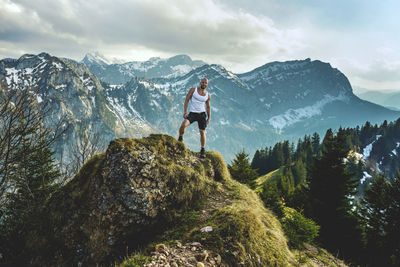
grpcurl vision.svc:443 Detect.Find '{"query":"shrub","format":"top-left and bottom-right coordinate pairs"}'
top-left (281, 207), bottom-right (319, 248)
top-left (260, 181), bottom-right (284, 218)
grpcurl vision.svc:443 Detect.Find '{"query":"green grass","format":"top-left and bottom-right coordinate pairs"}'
top-left (254, 168), bottom-right (283, 193)
top-left (117, 253), bottom-right (151, 267)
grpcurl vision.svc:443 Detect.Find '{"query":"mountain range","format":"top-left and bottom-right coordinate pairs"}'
top-left (1, 52), bottom-right (400, 165)
top-left (82, 52), bottom-right (206, 84)
top-left (356, 89), bottom-right (400, 111)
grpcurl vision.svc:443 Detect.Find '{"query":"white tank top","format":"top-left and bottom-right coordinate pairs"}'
top-left (190, 88), bottom-right (208, 113)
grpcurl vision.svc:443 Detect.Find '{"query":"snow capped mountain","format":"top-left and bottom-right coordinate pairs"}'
top-left (0, 52), bottom-right (155, 165)
top-left (82, 52), bottom-right (207, 84)
top-left (236, 58), bottom-right (399, 136)
top-left (82, 51), bottom-right (113, 66)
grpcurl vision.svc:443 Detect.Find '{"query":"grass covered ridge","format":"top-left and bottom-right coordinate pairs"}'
top-left (120, 147), bottom-right (298, 266)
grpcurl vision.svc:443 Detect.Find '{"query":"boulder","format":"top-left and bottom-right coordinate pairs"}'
top-left (37, 134), bottom-right (216, 266)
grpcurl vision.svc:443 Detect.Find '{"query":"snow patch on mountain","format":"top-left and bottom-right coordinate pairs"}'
top-left (238, 122), bottom-right (253, 131)
top-left (24, 68), bottom-right (34, 75)
top-left (391, 142), bottom-right (400, 156)
top-left (107, 96), bottom-right (147, 129)
top-left (220, 118), bottom-right (230, 125)
top-left (53, 62), bottom-right (63, 71)
top-left (362, 135), bottom-right (382, 159)
top-left (269, 93), bottom-right (349, 133)
top-left (361, 171), bottom-right (372, 184)
top-left (172, 64), bottom-right (192, 73)
top-left (155, 74), bottom-right (194, 93)
top-left (5, 67), bottom-right (19, 85)
top-left (36, 95), bottom-right (43, 103)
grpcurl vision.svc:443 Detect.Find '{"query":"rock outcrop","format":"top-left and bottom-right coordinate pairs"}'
top-left (38, 134), bottom-right (215, 266)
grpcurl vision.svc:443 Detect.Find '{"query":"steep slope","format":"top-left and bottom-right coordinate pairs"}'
top-left (26, 134), bottom-right (346, 266)
top-left (82, 52), bottom-right (206, 84)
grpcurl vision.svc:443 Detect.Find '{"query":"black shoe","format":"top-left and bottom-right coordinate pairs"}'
top-left (200, 148), bottom-right (206, 158)
top-left (178, 136), bottom-right (183, 142)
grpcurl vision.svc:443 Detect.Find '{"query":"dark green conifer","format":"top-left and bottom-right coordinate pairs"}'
top-left (306, 130), bottom-right (363, 262)
top-left (228, 150), bottom-right (259, 186)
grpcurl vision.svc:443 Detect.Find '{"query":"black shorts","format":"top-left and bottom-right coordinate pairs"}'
top-left (187, 112), bottom-right (207, 130)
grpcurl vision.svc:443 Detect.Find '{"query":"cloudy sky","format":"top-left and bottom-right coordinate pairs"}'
top-left (1, 0), bottom-right (399, 92)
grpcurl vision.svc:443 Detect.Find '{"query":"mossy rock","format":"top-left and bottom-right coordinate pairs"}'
top-left (34, 134), bottom-right (220, 266)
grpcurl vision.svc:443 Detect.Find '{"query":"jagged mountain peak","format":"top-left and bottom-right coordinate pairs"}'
top-left (182, 63), bottom-right (238, 80)
top-left (82, 53), bottom-right (207, 83)
top-left (82, 51), bottom-right (111, 66)
top-left (1, 52), bottom-right (76, 92)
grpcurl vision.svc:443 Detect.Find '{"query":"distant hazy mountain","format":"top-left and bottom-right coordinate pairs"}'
top-left (1, 53), bottom-right (400, 162)
top-left (82, 52), bottom-right (207, 84)
top-left (356, 89), bottom-right (400, 111)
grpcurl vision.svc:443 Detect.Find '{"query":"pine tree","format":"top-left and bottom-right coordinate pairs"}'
top-left (291, 160), bottom-right (307, 185)
top-left (271, 143), bottom-right (285, 170)
top-left (260, 181), bottom-right (284, 218)
top-left (360, 173), bottom-right (400, 266)
top-left (306, 130), bottom-right (363, 262)
top-left (277, 168), bottom-right (295, 200)
top-left (311, 132), bottom-right (320, 156)
top-left (228, 150), bottom-right (259, 185)
top-left (251, 150), bottom-right (263, 175)
top-left (385, 174), bottom-right (400, 266)
top-left (360, 174), bottom-right (390, 266)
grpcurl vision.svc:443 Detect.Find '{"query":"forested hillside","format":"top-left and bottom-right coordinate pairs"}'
top-left (232, 118), bottom-right (400, 266)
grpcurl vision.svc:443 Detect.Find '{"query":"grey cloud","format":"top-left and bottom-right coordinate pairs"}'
top-left (1, 0), bottom-right (298, 64)
top-left (356, 64), bottom-right (400, 82)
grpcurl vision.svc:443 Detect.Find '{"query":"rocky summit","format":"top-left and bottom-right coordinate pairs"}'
top-left (26, 134), bottom-right (347, 267)
top-left (37, 134), bottom-right (215, 266)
